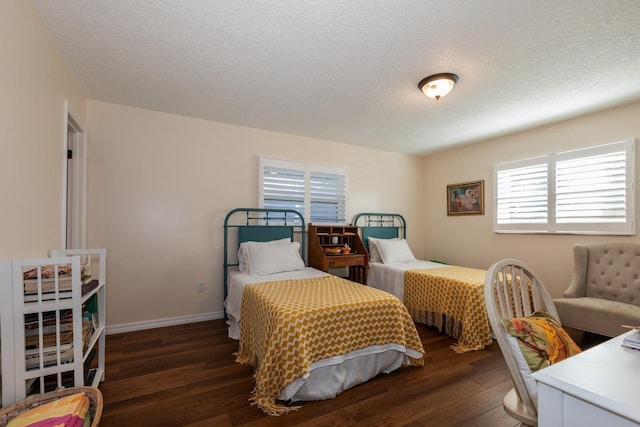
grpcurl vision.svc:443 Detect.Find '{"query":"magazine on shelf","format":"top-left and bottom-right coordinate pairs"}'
top-left (25, 330), bottom-right (74, 348)
top-left (22, 263), bottom-right (90, 282)
top-left (23, 275), bottom-right (93, 294)
top-left (82, 312), bottom-right (97, 350)
top-left (24, 310), bottom-right (73, 329)
top-left (22, 278), bottom-right (97, 303)
top-left (22, 262), bottom-right (91, 296)
top-left (25, 344), bottom-right (74, 369)
top-left (24, 320), bottom-right (74, 336)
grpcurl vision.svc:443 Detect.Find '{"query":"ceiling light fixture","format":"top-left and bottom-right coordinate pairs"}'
top-left (418, 73), bottom-right (458, 100)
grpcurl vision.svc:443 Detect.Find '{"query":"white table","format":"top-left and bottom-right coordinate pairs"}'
top-left (533, 331), bottom-right (640, 427)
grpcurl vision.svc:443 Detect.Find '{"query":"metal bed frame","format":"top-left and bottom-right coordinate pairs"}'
top-left (352, 212), bottom-right (407, 249)
top-left (223, 208), bottom-right (306, 316)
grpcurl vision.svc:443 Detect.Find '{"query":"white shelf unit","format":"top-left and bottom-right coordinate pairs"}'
top-left (0, 249), bottom-right (106, 408)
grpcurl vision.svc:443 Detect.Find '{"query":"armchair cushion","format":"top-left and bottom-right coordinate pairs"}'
top-left (554, 297), bottom-right (640, 337)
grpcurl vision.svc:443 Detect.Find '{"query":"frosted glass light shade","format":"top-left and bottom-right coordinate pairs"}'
top-left (418, 73), bottom-right (458, 100)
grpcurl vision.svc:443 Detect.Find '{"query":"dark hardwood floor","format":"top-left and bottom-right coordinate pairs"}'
top-left (98, 320), bottom-right (605, 426)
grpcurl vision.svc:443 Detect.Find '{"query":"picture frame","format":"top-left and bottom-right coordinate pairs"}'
top-left (447, 180), bottom-right (484, 216)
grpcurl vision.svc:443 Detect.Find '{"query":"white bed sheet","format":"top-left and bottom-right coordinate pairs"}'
top-left (367, 260), bottom-right (448, 301)
top-left (224, 267), bottom-right (417, 403)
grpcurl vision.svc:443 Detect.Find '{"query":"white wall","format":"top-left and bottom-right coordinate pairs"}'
top-left (422, 100), bottom-right (640, 298)
top-left (0, 1), bottom-right (86, 258)
top-left (6, 0), bottom-right (640, 330)
top-left (86, 100), bottom-right (424, 329)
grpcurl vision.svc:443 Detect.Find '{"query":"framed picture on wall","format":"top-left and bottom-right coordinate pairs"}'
top-left (447, 180), bottom-right (484, 215)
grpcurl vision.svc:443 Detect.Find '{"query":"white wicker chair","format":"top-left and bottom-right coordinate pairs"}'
top-left (484, 259), bottom-right (560, 427)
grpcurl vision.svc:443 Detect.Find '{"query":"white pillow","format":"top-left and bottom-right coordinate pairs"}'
top-left (245, 241), bottom-right (305, 275)
top-left (238, 238), bottom-right (290, 273)
top-left (367, 237), bottom-right (391, 263)
top-left (375, 238), bottom-right (416, 264)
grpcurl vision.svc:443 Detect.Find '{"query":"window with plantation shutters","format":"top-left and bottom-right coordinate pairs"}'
top-left (494, 139), bottom-right (635, 235)
top-left (260, 157), bottom-right (348, 225)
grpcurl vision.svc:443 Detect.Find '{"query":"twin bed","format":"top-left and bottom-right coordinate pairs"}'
top-left (354, 213), bottom-right (492, 353)
top-left (223, 208), bottom-right (492, 415)
top-left (223, 208), bottom-right (424, 415)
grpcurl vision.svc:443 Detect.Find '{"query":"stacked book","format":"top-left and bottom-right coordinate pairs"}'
top-left (82, 311), bottom-right (98, 351)
top-left (622, 329), bottom-right (640, 350)
top-left (22, 263), bottom-right (93, 302)
top-left (24, 310), bottom-right (75, 370)
top-left (25, 344), bottom-right (74, 370)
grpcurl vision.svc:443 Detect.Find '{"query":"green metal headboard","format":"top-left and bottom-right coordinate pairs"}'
top-left (353, 212), bottom-right (407, 250)
top-left (223, 208), bottom-right (306, 316)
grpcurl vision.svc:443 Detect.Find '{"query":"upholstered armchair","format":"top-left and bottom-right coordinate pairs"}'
top-left (553, 243), bottom-right (640, 337)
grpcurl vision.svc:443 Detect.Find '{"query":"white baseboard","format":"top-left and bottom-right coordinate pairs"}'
top-left (106, 311), bottom-right (224, 335)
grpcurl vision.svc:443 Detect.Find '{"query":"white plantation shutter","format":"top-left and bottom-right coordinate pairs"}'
top-left (555, 142), bottom-right (633, 233)
top-left (496, 159), bottom-right (549, 231)
top-left (260, 157), bottom-right (348, 224)
top-left (310, 170), bottom-right (347, 223)
top-left (494, 139), bottom-right (635, 235)
top-left (262, 165), bottom-right (306, 220)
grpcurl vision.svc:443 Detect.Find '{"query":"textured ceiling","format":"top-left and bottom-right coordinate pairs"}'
top-left (32, 1), bottom-right (640, 156)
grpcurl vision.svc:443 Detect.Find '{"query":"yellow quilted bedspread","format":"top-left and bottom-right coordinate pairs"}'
top-left (404, 266), bottom-right (492, 352)
top-left (236, 275), bottom-right (424, 415)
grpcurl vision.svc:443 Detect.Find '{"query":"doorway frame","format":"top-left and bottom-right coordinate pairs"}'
top-left (61, 100), bottom-right (88, 250)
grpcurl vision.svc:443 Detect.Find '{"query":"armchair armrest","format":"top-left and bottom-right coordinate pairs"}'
top-left (562, 244), bottom-right (588, 298)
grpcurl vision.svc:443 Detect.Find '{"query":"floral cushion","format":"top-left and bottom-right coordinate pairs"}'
top-left (503, 311), bottom-right (581, 372)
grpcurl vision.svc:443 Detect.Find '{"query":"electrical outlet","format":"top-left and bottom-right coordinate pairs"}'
top-left (197, 281), bottom-right (205, 292)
